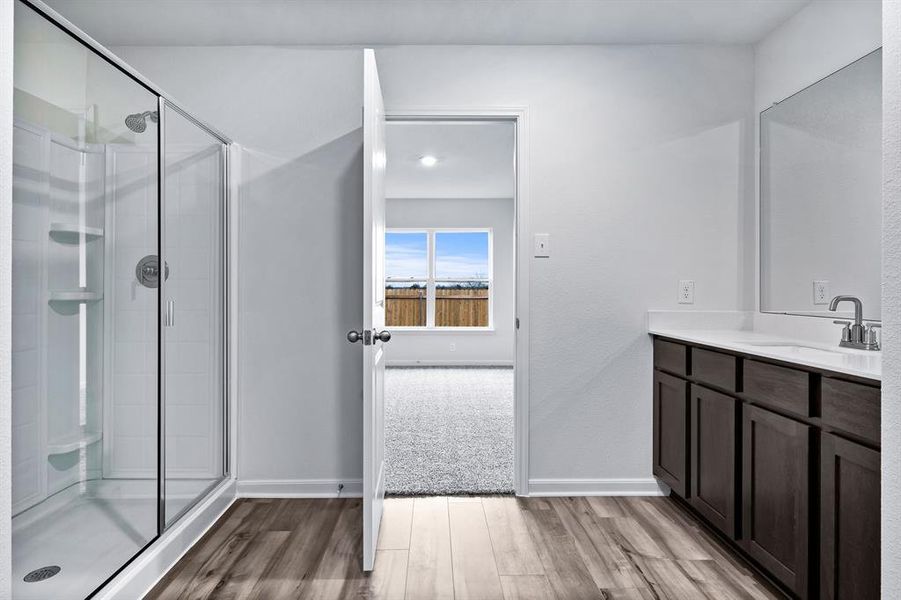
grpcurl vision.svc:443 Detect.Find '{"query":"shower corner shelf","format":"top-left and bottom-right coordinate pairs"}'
top-left (48, 290), bottom-right (103, 303)
top-left (47, 431), bottom-right (102, 456)
top-left (49, 222), bottom-right (104, 243)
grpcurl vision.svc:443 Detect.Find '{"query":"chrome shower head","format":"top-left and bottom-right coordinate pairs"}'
top-left (124, 110), bottom-right (159, 133)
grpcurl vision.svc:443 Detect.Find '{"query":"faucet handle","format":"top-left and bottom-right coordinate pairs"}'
top-left (833, 320), bottom-right (852, 343)
top-left (866, 323), bottom-right (882, 347)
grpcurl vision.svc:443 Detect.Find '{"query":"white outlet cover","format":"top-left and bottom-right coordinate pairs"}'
top-left (678, 280), bottom-right (695, 304)
top-left (449, 343), bottom-right (456, 352)
top-left (813, 280), bottom-right (830, 305)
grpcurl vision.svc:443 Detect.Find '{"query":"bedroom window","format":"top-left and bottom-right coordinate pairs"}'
top-left (385, 229), bottom-right (492, 329)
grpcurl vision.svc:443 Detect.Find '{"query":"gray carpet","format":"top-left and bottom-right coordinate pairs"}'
top-left (385, 367), bottom-right (514, 495)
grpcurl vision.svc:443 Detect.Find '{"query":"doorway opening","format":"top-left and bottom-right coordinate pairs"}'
top-left (382, 119), bottom-right (517, 495)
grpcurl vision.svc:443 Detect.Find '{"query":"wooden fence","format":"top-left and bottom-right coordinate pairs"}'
top-left (386, 286), bottom-right (489, 327)
top-left (385, 287), bottom-right (427, 327)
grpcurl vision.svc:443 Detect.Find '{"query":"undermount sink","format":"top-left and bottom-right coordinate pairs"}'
top-left (741, 342), bottom-right (842, 357)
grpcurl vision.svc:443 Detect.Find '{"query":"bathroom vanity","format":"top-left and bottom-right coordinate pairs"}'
top-left (647, 44), bottom-right (886, 599)
top-left (650, 331), bottom-right (880, 599)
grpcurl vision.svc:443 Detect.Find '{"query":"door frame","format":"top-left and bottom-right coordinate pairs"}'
top-left (384, 106), bottom-right (530, 496)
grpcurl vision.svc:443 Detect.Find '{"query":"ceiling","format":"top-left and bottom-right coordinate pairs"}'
top-left (386, 121), bottom-right (515, 199)
top-left (44, 0), bottom-right (810, 47)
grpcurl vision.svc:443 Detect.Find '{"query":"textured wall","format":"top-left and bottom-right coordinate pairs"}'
top-left (114, 44), bottom-right (753, 487)
top-left (882, 0), bottom-right (901, 594)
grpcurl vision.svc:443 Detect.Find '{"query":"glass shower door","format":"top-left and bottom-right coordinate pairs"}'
top-left (12, 2), bottom-right (160, 597)
top-left (161, 101), bottom-right (227, 526)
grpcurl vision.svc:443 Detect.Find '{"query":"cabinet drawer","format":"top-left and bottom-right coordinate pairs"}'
top-left (654, 339), bottom-right (687, 376)
top-left (692, 348), bottom-right (736, 392)
top-left (743, 360), bottom-right (809, 417)
top-left (821, 378), bottom-right (880, 446)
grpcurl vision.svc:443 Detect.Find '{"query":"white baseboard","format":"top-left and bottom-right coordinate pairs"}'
top-left (95, 477), bottom-right (237, 600)
top-left (386, 360), bottom-right (514, 367)
top-left (237, 478), bottom-right (363, 498)
top-left (528, 478), bottom-right (667, 497)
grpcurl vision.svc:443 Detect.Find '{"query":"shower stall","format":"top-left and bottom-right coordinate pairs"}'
top-left (11, 1), bottom-right (231, 598)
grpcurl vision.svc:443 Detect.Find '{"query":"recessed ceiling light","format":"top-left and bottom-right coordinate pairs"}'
top-left (419, 155), bottom-right (438, 167)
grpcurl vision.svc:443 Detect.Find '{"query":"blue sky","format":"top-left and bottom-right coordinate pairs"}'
top-left (386, 231), bottom-right (489, 279)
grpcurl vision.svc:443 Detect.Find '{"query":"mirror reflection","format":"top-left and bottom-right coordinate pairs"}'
top-left (760, 49), bottom-right (882, 321)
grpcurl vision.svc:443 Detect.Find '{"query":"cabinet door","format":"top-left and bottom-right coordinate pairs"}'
top-left (742, 405), bottom-right (810, 597)
top-left (653, 370), bottom-right (689, 497)
top-left (690, 384), bottom-right (737, 538)
top-left (821, 433), bottom-right (880, 600)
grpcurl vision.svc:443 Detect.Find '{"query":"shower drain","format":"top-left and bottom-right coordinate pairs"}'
top-left (23, 566), bottom-right (60, 583)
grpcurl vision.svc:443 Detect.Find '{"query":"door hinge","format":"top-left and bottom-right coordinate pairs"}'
top-left (516, 317), bottom-right (520, 329)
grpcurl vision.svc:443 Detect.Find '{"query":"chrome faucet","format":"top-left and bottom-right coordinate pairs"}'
top-left (829, 295), bottom-right (880, 350)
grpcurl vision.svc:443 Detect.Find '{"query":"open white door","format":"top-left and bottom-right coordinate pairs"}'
top-left (361, 48), bottom-right (388, 572)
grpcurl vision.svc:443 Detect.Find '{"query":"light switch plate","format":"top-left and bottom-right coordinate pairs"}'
top-left (678, 280), bottom-right (695, 304)
top-left (534, 233), bottom-right (550, 258)
top-left (813, 280), bottom-right (830, 305)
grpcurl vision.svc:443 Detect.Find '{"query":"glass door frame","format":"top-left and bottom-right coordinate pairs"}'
top-left (157, 97), bottom-right (232, 531)
top-left (19, 0), bottom-right (233, 596)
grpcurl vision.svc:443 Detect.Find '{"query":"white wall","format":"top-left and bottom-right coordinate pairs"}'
top-left (754, 0), bottom-right (882, 113)
top-left (114, 44), bottom-right (753, 489)
top-left (883, 0), bottom-right (901, 594)
top-left (752, 0), bottom-right (882, 336)
top-left (1, 0), bottom-right (13, 594)
top-left (386, 197), bottom-right (514, 365)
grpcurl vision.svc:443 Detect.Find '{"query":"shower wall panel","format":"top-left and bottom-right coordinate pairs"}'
top-left (11, 122), bottom-right (46, 515)
top-left (104, 145), bottom-right (158, 478)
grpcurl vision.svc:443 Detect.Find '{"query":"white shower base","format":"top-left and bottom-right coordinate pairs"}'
top-left (12, 478), bottom-right (216, 600)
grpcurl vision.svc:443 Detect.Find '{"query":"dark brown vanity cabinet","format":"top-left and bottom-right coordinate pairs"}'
top-left (689, 383), bottom-right (738, 538)
top-left (820, 433), bottom-right (880, 600)
top-left (652, 336), bottom-right (881, 599)
top-left (653, 370), bottom-right (689, 497)
top-left (742, 404), bottom-right (810, 597)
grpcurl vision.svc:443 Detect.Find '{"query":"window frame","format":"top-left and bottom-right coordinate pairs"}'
top-left (385, 227), bottom-right (494, 331)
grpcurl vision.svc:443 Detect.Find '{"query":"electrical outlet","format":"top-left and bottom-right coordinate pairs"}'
top-left (813, 280), bottom-right (830, 305)
top-left (678, 280), bottom-right (695, 304)
top-left (449, 343), bottom-right (456, 352)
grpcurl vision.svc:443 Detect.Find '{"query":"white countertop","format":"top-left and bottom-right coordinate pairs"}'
top-left (648, 327), bottom-right (881, 381)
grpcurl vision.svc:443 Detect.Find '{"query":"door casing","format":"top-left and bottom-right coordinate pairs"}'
top-left (384, 107), bottom-right (531, 496)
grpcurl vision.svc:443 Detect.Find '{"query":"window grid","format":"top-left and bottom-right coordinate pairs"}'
top-left (386, 228), bottom-right (492, 329)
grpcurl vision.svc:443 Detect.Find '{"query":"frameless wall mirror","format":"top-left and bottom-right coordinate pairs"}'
top-left (760, 49), bottom-right (882, 321)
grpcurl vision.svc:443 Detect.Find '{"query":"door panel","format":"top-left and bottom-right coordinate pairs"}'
top-left (690, 384), bottom-right (737, 538)
top-left (652, 370), bottom-right (689, 497)
top-left (742, 404), bottom-right (810, 597)
top-left (362, 48), bottom-right (388, 571)
top-left (821, 433), bottom-right (880, 599)
top-left (161, 102), bottom-right (226, 526)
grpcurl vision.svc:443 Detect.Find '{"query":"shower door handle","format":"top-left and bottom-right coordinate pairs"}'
top-left (165, 299), bottom-right (175, 327)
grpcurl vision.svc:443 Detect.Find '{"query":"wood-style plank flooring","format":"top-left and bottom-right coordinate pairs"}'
top-left (145, 496), bottom-right (782, 599)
